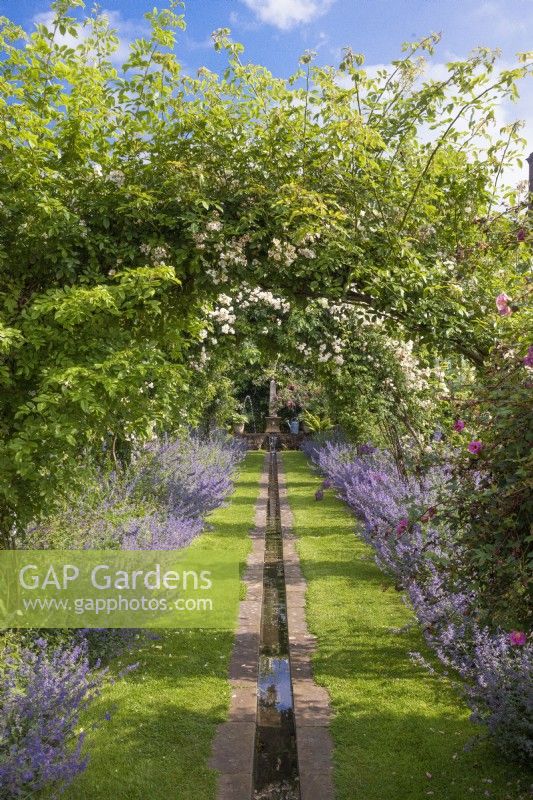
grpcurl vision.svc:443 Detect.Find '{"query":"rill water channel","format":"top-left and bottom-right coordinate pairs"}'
top-left (252, 445), bottom-right (301, 800)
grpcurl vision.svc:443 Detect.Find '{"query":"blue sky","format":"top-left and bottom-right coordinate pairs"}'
top-left (2, 0), bottom-right (533, 74)
top-left (1, 0), bottom-right (532, 170)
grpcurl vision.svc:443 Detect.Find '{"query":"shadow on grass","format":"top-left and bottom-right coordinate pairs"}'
top-left (60, 629), bottom-right (234, 800)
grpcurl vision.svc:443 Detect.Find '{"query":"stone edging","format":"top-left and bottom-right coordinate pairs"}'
top-left (210, 452), bottom-right (335, 800)
top-left (278, 454), bottom-right (335, 800)
top-left (209, 454), bottom-right (269, 800)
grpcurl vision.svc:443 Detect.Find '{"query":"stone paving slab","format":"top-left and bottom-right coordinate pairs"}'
top-left (228, 679), bottom-right (259, 722)
top-left (209, 455), bottom-right (269, 800)
top-left (212, 722), bottom-right (257, 773)
top-left (217, 773), bottom-right (255, 800)
top-left (278, 455), bottom-right (335, 800)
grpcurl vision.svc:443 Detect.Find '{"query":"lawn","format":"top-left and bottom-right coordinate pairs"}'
top-left (58, 451), bottom-right (264, 800)
top-left (282, 451), bottom-right (529, 800)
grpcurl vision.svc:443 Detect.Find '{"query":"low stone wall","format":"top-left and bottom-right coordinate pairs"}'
top-left (234, 432), bottom-right (309, 450)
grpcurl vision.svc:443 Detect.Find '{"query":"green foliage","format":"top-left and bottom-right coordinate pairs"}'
top-left (0, 1), bottom-right (531, 555)
top-left (230, 412), bottom-right (249, 425)
top-left (444, 288), bottom-right (533, 627)
top-left (300, 410), bottom-right (333, 433)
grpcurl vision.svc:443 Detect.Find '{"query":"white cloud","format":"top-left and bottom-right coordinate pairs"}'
top-left (239, 0), bottom-right (334, 31)
top-left (228, 10), bottom-right (260, 32)
top-left (469, 1), bottom-right (528, 37)
top-left (33, 10), bottom-right (86, 47)
top-left (32, 10), bottom-right (148, 65)
top-left (184, 34), bottom-right (214, 52)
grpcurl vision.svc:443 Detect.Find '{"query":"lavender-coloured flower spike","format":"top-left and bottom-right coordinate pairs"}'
top-left (10, 430), bottom-right (248, 797)
top-left (0, 638), bottom-right (107, 797)
top-left (303, 435), bottom-right (533, 762)
top-left (26, 429), bottom-right (246, 553)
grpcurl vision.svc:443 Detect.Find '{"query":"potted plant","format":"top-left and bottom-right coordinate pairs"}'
top-left (231, 412), bottom-right (248, 434)
top-left (301, 410), bottom-right (333, 434)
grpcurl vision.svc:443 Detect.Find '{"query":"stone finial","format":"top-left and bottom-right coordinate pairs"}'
top-left (268, 379), bottom-right (277, 415)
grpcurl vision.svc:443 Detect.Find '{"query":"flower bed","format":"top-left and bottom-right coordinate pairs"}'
top-left (302, 438), bottom-right (532, 762)
top-left (26, 431), bottom-right (247, 551)
top-left (1, 431), bottom-right (247, 799)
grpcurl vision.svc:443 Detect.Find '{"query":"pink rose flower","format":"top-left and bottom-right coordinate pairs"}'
top-left (467, 440), bottom-right (483, 455)
top-left (495, 293), bottom-right (512, 316)
top-left (453, 419), bottom-right (465, 432)
top-left (395, 518), bottom-right (409, 537)
top-left (508, 631), bottom-right (527, 647)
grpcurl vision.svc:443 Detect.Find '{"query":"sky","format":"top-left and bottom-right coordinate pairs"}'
top-left (1, 0), bottom-right (532, 175)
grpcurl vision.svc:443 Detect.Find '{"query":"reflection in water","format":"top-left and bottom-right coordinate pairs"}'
top-left (258, 657), bottom-right (293, 713)
top-left (253, 453), bottom-right (300, 800)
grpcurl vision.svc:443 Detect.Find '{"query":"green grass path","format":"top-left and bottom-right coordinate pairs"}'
top-left (60, 451), bottom-right (264, 800)
top-left (283, 451), bottom-right (528, 800)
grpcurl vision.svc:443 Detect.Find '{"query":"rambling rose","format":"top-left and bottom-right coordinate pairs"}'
top-left (395, 518), bottom-right (409, 536)
top-left (467, 440), bottom-right (483, 455)
top-left (495, 293), bottom-right (512, 316)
